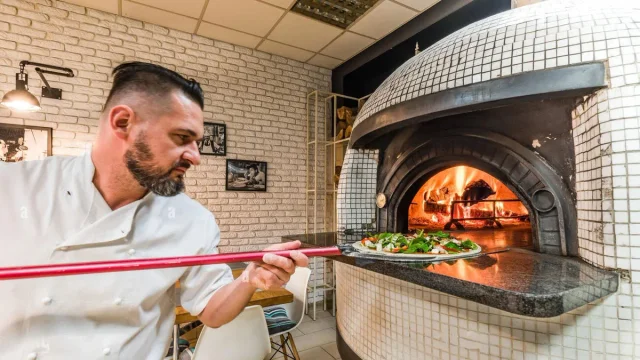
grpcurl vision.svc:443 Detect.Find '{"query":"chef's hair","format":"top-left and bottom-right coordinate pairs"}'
top-left (105, 61), bottom-right (205, 110)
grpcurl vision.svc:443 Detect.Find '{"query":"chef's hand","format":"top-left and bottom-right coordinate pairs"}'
top-left (243, 240), bottom-right (309, 290)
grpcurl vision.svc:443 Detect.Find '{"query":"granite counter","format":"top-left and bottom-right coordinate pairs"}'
top-left (283, 231), bottom-right (618, 317)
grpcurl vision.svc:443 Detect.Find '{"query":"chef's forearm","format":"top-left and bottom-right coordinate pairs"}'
top-left (197, 277), bottom-right (257, 328)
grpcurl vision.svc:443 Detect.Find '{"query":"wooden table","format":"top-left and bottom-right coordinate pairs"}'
top-left (174, 268), bottom-right (294, 325)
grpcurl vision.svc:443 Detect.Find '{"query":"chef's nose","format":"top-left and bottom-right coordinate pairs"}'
top-left (183, 141), bottom-right (201, 166)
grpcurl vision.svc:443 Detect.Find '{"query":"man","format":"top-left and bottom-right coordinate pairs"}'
top-left (0, 62), bottom-right (308, 359)
top-left (246, 164), bottom-right (266, 186)
top-left (0, 139), bottom-right (7, 161)
top-left (10, 136), bottom-right (27, 161)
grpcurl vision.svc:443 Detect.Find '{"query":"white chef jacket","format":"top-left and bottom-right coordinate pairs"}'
top-left (0, 150), bottom-right (234, 359)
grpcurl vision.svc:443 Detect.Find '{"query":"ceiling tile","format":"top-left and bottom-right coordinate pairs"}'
top-left (131, 0), bottom-right (206, 18)
top-left (268, 12), bottom-right (342, 52)
top-left (308, 54), bottom-right (342, 69)
top-left (261, 0), bottom-right (296, 9)
top-left (291, 0), bottom-right (381, 29)
top-left (197, 22), bottom-right (262, 49)
top-left (321, 31), bottom-right (374, 61)
top-left (122, 1), bottom-right (198, 33)
top-left (257, 40), bottom-right (314, 62)
top-left (203, 0), bottom-right (284, 37)
top-left (393, 0), bottom-right (440, 11)
top-left (349, 0), bottom-right (417, 39)
top-left (63, 0), bottom-right (118, 14)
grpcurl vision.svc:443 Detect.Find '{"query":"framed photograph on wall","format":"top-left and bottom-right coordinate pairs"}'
top-left (226, 159), bottom-right (267, 192)
top-left (197, 122), bottom-right (226, 156)
top-left (0, 123), bottom-right (52, 163)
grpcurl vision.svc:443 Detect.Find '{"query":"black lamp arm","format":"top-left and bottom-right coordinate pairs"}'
top-left (35, 68), bottom-right (75, 90)
top-left (19, 60), bottom-right (74, 78)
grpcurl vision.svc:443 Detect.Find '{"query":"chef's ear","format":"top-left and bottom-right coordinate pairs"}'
top-left (108, 104), bottom-right (135, 139)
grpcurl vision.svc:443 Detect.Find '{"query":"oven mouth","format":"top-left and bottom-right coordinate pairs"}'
top-left (408, 165), bottom-right (531, 232)
top-left (375, 127), bottom-right (576, 257)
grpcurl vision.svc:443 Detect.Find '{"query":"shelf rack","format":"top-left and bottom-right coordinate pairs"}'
top-left (305, 90), bottom-right (370, 320)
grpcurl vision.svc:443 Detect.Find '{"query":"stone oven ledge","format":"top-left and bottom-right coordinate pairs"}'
top-left (283, 232), bottom-right (619, 318)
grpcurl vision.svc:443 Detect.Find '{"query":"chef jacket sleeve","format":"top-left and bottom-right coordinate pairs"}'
top-left (178, 213), bottom-right (234, 316)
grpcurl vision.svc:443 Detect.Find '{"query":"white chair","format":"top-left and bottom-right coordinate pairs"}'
top-left (191, 305), bottom-right (271, 360)
top-left (265, 267), bottom-right (311, 360)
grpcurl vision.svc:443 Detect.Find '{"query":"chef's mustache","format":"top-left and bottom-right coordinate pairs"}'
top-left (170, 160), bottom-right (191, 173)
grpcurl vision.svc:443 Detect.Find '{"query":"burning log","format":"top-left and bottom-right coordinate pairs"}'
top-left (425, 186), bottom-right (450, 203)
top-left (424, 201), bottom-right (449, 213)
top-left (468, 208), bottom-right (494, 218)
top-left (461, 179), bottom-right (496, 206)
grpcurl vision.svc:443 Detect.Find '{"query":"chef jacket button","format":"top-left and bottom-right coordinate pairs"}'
top-left (26, 352), bottom-right (37, 360)
top-left (103, 347), bottom-right (111, 355)
top-left (42, 297), bottom-right (52, 305)
top-left (128, 249), bottom-right (136, 255)
top-left (114, 297), bottom-right (123, 306)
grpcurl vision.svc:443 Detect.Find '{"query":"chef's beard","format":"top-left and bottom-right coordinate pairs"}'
top-left (124, 135), bottom-right (190, 197)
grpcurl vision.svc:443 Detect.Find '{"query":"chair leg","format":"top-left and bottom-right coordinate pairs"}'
top-left (280, 335), bottom-right (288, 358)
top-left (288, 333), bottom-right (301, 360)
top-left (172, 325), bottom-right (179, 360)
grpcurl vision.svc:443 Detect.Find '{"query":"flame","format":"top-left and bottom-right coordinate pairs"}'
top-left (408, 166), bottom-right (529, 230)
top-left (455, 166), bottom-right (466, 195)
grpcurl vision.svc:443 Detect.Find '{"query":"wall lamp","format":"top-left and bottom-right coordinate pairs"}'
top-left (1, 60), bottom-right (75, 112)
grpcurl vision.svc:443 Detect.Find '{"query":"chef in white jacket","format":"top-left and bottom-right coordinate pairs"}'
top-left (0, 61), bottom-right (308, 359)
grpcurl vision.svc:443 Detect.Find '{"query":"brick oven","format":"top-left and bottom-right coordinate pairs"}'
top-left (342, 61), bottom-right (607, 257)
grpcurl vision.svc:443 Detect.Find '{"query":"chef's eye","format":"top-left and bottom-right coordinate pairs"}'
top-left (175, 134), bottom-right (190, 144)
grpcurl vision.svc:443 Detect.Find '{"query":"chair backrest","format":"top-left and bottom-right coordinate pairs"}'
top-left (283, 266), bottom-right (311, 330)
top-left (191, 305), bottom-right (271, 360)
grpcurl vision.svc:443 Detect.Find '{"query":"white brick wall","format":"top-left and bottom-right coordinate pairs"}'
top-left (573, 92), bottom-right (608, 267)
top-left (0, 0), bottom-right (331, 253)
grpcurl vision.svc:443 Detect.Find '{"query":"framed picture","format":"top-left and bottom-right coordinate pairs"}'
top-left (0, 123), bottom-right (52, 163)
top-left (226, 159), bottom-right (267, 192)
top-left (197, 122), bottom-right (226, 156)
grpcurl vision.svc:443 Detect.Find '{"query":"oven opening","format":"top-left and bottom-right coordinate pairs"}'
top-left (408, 165), bottom-right (531, 232)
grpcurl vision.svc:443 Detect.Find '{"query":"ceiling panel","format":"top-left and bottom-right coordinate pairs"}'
top-left (48, 0), bottom-right (441, 69)
top-left (261, 0), bottom-right (296, 9)
top-left (308, 54), bottom-right (342, 69)
top-left (131, 0), bottom-right (205, 18)
top-left (349, 0), bottom-right (417, 39)
top-left (291, 0), bottom-right (381, 29)
top-left (203, 0), bottom-right (284, 37)
top-left (268, 12), bottom-right (342, 52)
top-left (63, 0), bottom-right (118, 14)
top-left (197, 22), bottom-right (262, 49)
top-left (393, 0), bottom-right (440, 11)
top-left (321, 31), bottom-right (375, 61)
top-left (258, 40), bottom-right (314, 62)
top-left (122, 1), bottom-right (198, 33)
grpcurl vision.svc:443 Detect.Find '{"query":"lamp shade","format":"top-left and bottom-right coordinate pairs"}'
top-left (1, 89), bottom-right (41, 112)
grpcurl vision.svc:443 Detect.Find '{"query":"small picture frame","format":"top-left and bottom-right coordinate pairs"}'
top-left (197, 122), bottom-right (226, 156)
top-left (226, 159), bottom-right (267, 192)
top-left (0, 123), bottom-right (52, 163)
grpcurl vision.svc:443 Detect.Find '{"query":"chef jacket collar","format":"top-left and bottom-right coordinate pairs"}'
top-left (56, 149), bottom-right (155, 250)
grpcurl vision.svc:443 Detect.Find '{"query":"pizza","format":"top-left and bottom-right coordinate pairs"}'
top-left (353, 230), bottom-right (480, 256)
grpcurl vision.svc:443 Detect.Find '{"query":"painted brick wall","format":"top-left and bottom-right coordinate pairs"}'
top-left (0, 0), bottom-right (331, 254)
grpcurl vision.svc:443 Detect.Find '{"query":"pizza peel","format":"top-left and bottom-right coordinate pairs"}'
top-left (0, 242), bottom-right (509, 280)
top-left (345, 245), bottom-right (510, 262)
top-left (0, 246), bottom-right (347, 281)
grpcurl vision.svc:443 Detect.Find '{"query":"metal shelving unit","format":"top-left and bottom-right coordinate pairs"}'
top-left (305, 90), bottom-right (370, 320)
